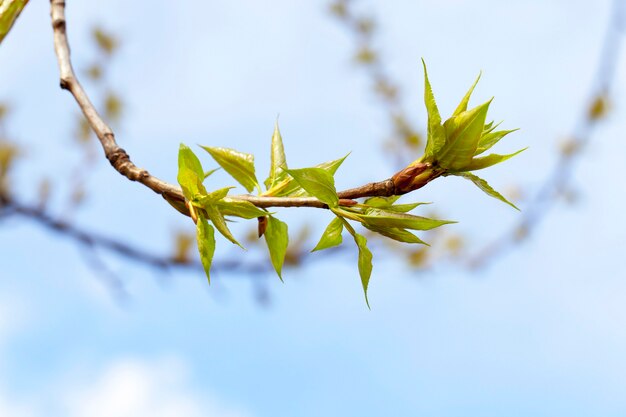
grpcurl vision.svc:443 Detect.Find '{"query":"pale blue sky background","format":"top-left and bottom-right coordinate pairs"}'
top-left (2, 1), bottom-right (626, 416)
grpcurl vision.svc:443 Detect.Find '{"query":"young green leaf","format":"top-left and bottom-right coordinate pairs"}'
top-left (360, 208), bottom-right (455, 231)
top-left (475, 128), bottom-right (519, 155)
top-left (204, 205), bottom-right (243, 248)
top-left (342, 219), bottom-right (373, 308)
top-left (178, 144), bottom-right (207, 200)
top-left (264, 216), bottom-right (289, 280)
top-left (268, 153), bottom-right (349, 197)
top-left (312, 217), bottom-right (343, 252)
top-left (463, 148), bottom-right (527, 171)
top-left (453, 171), bottom-right (519, 210)
top-left (438, 99), bottom-right (492, 171)
top-left (196, 212), bottom-right (216, 284)
top-left (364, 225), bottom-right (428, 245)
top-left (286, 167), bottom-right (339, 207)
top-left (452, 72), bottom-right (481, 116)
top-left (421, 59), bottom-right (446, 159)
top-left (200, 146), bottom-right (259, 193)
top-left (193, 186), bottom-right (234, 206)
top-left (0, 0), bottom-right (28, 44)
top-left (216, 198), bottom-right (268, 219)
top-left (363, 196), bottom-right (401, 208)
top-left (264, 121), bottom-right (288, 190)
top-left (204, 167), bottom-right (220, 179)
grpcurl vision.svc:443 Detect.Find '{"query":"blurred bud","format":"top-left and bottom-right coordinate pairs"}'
top-left (76, 116), bottom-right (92, 143)
top-left (0, 140), bottom-right (19, 181)
top-left (444, 235), bottom-right (464, 257)
top-left (408, 247), bottom-right (429, 268)
top-left (356, 18), bottom-right (375, 35)
top-left (92, 27), bottom-right (118, 56)
top-left (588, 94), bottom-right (610, 121)
top-left (0, 103), bottom-right (9, 123)
top-left (354, 46), bottom-right (377, 64)
top-left (85, 64), bottom-right (103, 80)
top-left (558, 137), bottom-right (580, 156)
top-left (172, 232), bottom-right (194, 263)
top-left (329, 1), bottom-right (348, 18)
top-left (104, 92), bottom-right (123, 122)
top-left (375, 78), bottom-right (398, 101)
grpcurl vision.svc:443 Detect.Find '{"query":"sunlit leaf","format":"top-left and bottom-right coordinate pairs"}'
top-left (475, 128), bottom-right (519, 155)
top-left (264, 216), bottom-right (289, 280)
top-left (463, 148), bottom-right (527, 171)
top-left (363, 195), bottom-right (401, 208)
top-left (421, 59), bottom-right (446, 159)
top-left (196, 212), bottom-right (216, 284)
top-left (193, 186), bottom-right (233, 206)
top-left (361, 208), bottom-right (454, 231)
top-left (453, 171), bottom-right (519, 210)
top-left (342, 219), bottom-right (372, 308)
top-left (0, 0), bottom-right (28, 44)
top-left (217, 198), bottom-right (268, 219)
top-left (438, 99), bottom-right (491, 170)
top-left (204, 204), bottom-right (243, 248)
top-left (177, 144), bottom-right (207, 200)
top-left (364, 225), bottom-right (427, 245)
top-left (201, 146), bottom-right (259, 193)
top-left (312, 217), bottom-right (343, 252)
top-left (452, 72), bottom-right (481, 116)
top-left (264, 121), bottom-right (288, 190)
top-left (286, 167), bottom-right (339, 207)
top-left (268, 153), bottom-right (349, 197)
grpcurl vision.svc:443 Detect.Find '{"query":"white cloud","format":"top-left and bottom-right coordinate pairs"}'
top-left (0, 355), bottom-right (250, 417)
top-left (62, 357), bottom-right (250, 417)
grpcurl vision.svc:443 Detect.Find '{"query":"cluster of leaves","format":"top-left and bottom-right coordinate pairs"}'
top-left (176, 62), bottom-right (522, 307)
top-left (413, 60), bottom-right (524, 209)
top-left (177, 123), bottom-right (451, 307)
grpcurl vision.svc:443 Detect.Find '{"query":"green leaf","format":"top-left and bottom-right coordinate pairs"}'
top-left (342, 219), bottom-right (373, 308)
top-left (361, 208), bottom-right (454, 231)
top-left (453, 171), bottom-right (519, 210)
top-left (363, 196), bottom-right (401, 208)
top-left (201, 146), bottom-right (259, 193)
top-left (268, 153), bottom-right (349, 197)
top-left (204, 205), bottom-right (243, 248)
top-left (312, 217), bottom-right (343, 252)
top-left (438, 99), bottom-right (492, 171)
top-left (364, 225), bottom-right (427, 245)
top-left (286, 167), bottom-right (339, 207)
top-left (177, 144), bottom-right (207, 200)
top-left (0, 0), bottom-right (28, 44)
top-left (264, 121), bottom-right (288, 190)
top-left (475, 128), bottom-right (519, 155)
top-left (204, 167), bottom-right (220, 179)
top-left (193, 186), bottom-right (234, 206)
top-left (216, 198), bottom-right (268, 219)
top-left (264, 216), bottom-right (289, 280)
top-left (463, 148), bottom-right (527, 171)
top-left (196, 212), bottom-right (216, 284)
top-left (421, 59), bottom-right (446, 159)
top-left (452, 72), bottom-right (481, 116)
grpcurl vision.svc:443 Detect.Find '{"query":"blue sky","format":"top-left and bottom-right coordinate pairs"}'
top-left (2, 0), bottom-right (626, 416)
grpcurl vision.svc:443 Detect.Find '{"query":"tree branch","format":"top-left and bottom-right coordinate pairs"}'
top-left (49, 0), bottom-right (434, 214)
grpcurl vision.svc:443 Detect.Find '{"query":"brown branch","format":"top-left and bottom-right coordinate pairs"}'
top-left (49, 0), bottom-right (433, 214)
